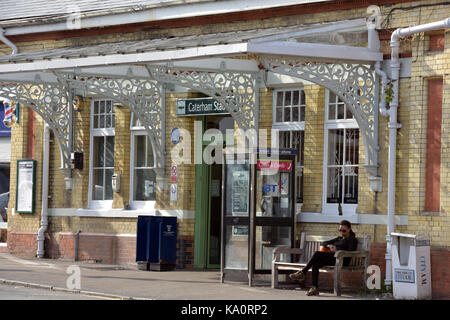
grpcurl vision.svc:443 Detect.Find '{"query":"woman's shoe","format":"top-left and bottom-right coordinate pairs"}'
top-left (306, 286), bottom-right (320, 296)
top-left (289, 271), bottom-right (305, 281)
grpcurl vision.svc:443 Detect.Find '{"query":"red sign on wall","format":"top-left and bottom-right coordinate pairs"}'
top-left (257, 160), bottom-right (292, 171)
top-left (170, 165), bottom-right (178, 182)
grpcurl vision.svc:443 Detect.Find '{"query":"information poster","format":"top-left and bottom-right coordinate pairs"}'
top-left (16, 160), bottom-right (36, 213)
top-left (231, 171), bottom-right (249, 215)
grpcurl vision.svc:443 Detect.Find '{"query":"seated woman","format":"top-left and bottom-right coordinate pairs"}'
top-left (289, 220), bottom-right (358, 296)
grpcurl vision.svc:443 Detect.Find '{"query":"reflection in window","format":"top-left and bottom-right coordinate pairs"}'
top-left (326, 128), bottom-right (359, 204)
top-left (275, 89), bottom-right (306, 123)
top-left (90, 99), bottom-right (115, 204)
top-left (328, 92), bottom-right (354, 120)
top-left (279, 130), bottom-right (304, 203)
top-left (255, 226), bottom-right (292, 270)
top-left (92, 100), bottom-right (115, 129)
top-left (133, 135), bottom-right (156, 201)
top-left (92, 136), bottom-right (115, 200)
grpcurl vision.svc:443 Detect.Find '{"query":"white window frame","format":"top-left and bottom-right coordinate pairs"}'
top-left (322, 90), bottom-right (359, 216)
top-left (272, 87), bottom-right (306, 131)
top-left (88, 99), bottom-right (115, 209)
top-left (272, 88), bottom-right (305, 208)
top-left (129, 113), bottom-right (157, 211)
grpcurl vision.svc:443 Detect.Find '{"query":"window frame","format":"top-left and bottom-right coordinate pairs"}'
top-left (88, 99), bottom-right (115, 209)
top-left (272, 88), bottom-right (306, 131)
top-left (272, 87), bottom-right (305, 206)
top-left (277, 130), bottom-right (304, 204)
top-left (129, 117), bottom-right (157, 211)
top-left (322, 90), bottom-right (359, 216)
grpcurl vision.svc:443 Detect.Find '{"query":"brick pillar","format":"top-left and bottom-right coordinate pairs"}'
top-left (302, 85), bottom-right (325, 212)
top-left (71, 97), bottom-right (91, 209)
top-left (112, 105), bottom-right (131, 209)
top-left (425, 78), bottom-right (443, 213)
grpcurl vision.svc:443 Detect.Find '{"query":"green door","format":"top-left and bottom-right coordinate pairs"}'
top-left (194, 115), bottom-right (232, 269)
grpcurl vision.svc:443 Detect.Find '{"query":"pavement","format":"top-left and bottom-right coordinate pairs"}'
top-left (0, 252), bottom-right (381, 300)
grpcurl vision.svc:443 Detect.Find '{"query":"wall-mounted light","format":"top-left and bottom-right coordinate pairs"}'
top-left (73, 95), bottom-right (83, 112)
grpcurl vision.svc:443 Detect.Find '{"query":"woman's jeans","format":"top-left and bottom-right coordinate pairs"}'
top-left (301, 251), bottom-right (336, 287)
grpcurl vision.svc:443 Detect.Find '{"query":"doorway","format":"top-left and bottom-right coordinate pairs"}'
top-left (194, 115), bottom-right (234, 269)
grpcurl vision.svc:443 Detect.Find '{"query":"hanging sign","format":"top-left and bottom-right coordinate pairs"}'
top-left (16, 159), bottom-right (36, 213)
top-left (176, 98), bottom-right (229, 116)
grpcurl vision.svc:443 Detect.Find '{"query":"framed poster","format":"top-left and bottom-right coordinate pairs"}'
top-left (16, 159), bottom-right (36, 213)
top-left (231, 171), bottom-right (249, 215)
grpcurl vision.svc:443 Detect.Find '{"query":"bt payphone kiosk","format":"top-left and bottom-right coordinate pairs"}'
top-left (220, 148), bottom-right (297, 286)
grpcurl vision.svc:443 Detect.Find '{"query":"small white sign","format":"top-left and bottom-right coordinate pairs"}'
top-left (170, 184), bottom-right (178, 201)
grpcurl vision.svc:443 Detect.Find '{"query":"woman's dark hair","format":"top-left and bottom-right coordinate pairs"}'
top-left (340, 220), bottom-right (356, 237)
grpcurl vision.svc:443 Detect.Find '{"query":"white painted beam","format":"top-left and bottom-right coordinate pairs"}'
top-left (0, 43), bottom-right (249, 74)
top-left (248, 41), bottom-right (383, 62)
top-left (250, 19), bottom-right (367, 44)
top-left (0, 71), bottom-right (59, 83)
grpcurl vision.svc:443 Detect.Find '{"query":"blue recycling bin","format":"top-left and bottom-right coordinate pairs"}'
top-left (136, 216), bottom-right (177, 271)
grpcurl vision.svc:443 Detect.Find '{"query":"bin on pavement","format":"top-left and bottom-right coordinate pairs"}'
top-left (136, 216), bottom-right (177, 271)
top-left (391, 232), bottom-right (431, 299)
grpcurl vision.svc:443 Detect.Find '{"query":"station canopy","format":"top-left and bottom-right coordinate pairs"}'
top-left (0, 18), bottom-right (382, 180)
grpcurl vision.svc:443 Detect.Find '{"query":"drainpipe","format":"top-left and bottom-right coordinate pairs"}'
top-left (384, 17), bottom-right (450, 287)
top-left (37, 123), bottom-right (50, 258)
top-left (0, 27), bottom-right (18, 55)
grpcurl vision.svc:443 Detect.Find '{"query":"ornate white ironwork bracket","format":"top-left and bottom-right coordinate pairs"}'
top-left (0, 80), bottom-right (73, 182)
top-left (262, 55), bottom-right (379, 177)
top-left (55, 72), bottom-right (165, 174)
top-left (146, 64), bottom-right (258, 132)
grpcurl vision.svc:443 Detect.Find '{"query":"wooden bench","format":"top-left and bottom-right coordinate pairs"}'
top-left (271, 232), bottom-right (371, 296)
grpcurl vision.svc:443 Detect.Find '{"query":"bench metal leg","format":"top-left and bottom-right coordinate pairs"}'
top-left (271, 264), bottom-right (278, 289)
top-left (334, 269), bottom-right (342, 296)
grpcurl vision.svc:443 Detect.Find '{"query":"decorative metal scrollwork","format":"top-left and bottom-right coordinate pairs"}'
top-left (55, 72), bottom-right (165, 171)
top-left (262, 55), bottom-right (379, 176)
top-left (146, 64), bottom-right (257, 131)
top-left (0, 81), bottom-right (72, 173)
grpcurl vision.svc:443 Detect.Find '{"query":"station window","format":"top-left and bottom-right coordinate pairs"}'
top-left (274, 88), bottom-right (306, 123)
top-left (89, 99), bottom-right (115, 208)
top-left (130, 113), bottom-right (157, 209)
top-left (279, 131), bottom-right (304, 203)
top-left (323, 90), bottom-right (359, 215)
top-left (272, 88), bottom-right (305, 204)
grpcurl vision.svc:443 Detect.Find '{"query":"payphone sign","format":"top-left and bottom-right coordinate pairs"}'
top-left (394, 268), bottom-right (415, 283)
top-left (257, 160), bottom-right (292, 171)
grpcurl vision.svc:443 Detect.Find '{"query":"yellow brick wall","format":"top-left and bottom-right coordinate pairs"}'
top-left (7, 107), bottom-right (43, 232)
top-left (302, 85), bottom-right (325, 212)
top-left (71, 98), bottom-right (91, 209)
top-left (112, 105), bottom-right (131, 209)
top-left (3, 0), bottom-right (450, 247)
top-left (156, 91), bottom-right (199, 213)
